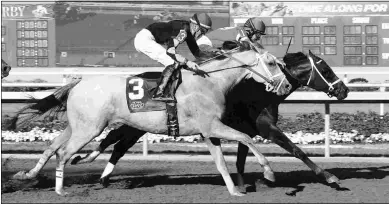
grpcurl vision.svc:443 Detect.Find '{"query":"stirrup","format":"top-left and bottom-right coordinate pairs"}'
top-left (152, 95), bottom-right (176, 102)
top-left (152, 87), bottom-right (175, 102)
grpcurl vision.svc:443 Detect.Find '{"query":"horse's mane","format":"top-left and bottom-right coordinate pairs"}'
top-left (283, 52), bottom-right (309, 67)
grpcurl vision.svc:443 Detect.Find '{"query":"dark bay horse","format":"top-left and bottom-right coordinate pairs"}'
top-left (69, 50), bottom-right (349, 192)
top-left (11, 48), bottom-right (292, 196)
top-left (1, 59), bottom-right (11, 79)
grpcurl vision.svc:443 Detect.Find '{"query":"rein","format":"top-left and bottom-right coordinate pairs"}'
top-left (196, 47), bottom-right (276, 84)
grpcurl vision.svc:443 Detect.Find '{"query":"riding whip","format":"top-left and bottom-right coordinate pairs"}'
top-left (285, 37), bottom-right (292, 55)
top-left (198, 47), bottom-right (240, 65)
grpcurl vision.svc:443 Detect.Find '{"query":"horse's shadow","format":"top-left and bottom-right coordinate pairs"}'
top-left (3, 166), bottom-right (388, 194)
top-left (110, 165), bottom-right (389, 194)
top-left (1, 168), bottom-right (164, 193)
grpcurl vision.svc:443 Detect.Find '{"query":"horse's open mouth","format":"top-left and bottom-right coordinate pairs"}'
top-left (330, 88), bottom-right (348, 100)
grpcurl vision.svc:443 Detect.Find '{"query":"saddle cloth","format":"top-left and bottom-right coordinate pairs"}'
top-left (125, 71), bottom-right (181, 137)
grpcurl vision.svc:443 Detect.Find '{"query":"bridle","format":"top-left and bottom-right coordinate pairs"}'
top-left (306, 56), bottom-right (341, 97)
top-left (251, 52), bottom-right (285, 92)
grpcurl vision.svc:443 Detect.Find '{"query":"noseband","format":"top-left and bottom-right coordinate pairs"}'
top-left (307, 56), bottom-right (341, 97)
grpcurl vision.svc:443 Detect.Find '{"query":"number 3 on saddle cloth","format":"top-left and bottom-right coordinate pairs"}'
top-left (126, 70), bottom-right (182, 137)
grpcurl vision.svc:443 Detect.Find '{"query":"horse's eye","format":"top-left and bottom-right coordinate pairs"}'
top-left (322, 69), bottom-right (331, 76)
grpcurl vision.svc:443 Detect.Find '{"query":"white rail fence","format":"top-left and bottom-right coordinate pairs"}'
top-left (2, 70), bottom-right (389, 157)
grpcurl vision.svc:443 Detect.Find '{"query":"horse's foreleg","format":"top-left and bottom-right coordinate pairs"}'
top-left (100, 129), bottom-right (144, 187)
top-left (205, 120), bottom-right (275, 183)
top-left (13, 126), bottom-right (71, 180)
top-left (203, 137), bottom-right (244, 196)
top-left (55, 126), bottom-right (105, 196)
top-left (236, 142), bottom-right (249, 192)
top-left (267, 124), bottom-right (339, 184)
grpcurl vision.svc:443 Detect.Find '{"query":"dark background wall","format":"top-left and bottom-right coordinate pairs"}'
top-left (54, 2), bottom-right (230, 67)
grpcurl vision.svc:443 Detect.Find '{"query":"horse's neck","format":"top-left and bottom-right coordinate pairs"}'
top-left (201, 61), bottom-right (250, 94)
top-left (285, 67), bottom-right (303, 92)
top-left (186, 51), bottom-right (257, 94)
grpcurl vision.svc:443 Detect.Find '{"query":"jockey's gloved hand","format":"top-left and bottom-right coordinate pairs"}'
top-left (239, 41), bottom-right (251, 50)
top-left (186, 60), bottom-right (199, 70)
top-left (187, 61), bottom-right (209, 78)
top-left (209, 48), bottom-right (223, 55)
top-left (193, 68), bottom-right (210, 78)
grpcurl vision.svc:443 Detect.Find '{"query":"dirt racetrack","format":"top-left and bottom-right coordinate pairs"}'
top-left (2, 157), bottom-right (389, 203)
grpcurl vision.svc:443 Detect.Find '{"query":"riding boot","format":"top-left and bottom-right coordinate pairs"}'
top-left (152, 64), bottom-right (176, 101)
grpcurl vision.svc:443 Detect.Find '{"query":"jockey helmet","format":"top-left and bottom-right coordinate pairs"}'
top-left (190, 13), bottom-right (212, 34)
top-left (243, 17), bottom-right (266, 39)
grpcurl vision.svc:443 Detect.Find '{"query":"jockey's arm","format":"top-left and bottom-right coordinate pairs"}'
top-left (166, 29), bottom-right (208, 73)
top-left (185, 29), bottom-right (211, 59)
top-left (197, 35), bottom-right (224, 55)
top-left (166, 30), bottom-right (189, 65)
top-left (198, 44), bottom-right (213, 52)
top-left (252, 40), bottom-right (265, 49)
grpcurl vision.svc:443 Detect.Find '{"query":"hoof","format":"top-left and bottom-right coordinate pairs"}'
top-left (264, 170), bottom-right (276, 182)
top-left (237, 185), bottom-right (246, 194)
top-left (13, 171), bottom-right (31, 180)
top-left (70, 156), bottom-right (82, 165)
top-left (327, 175), bottom-right (340, 184)
top-left (56, 189), bottom-right (69, 196)
top-left (236, 175), bottom-right (246, 193)
top-left (322, 171), bottom-right (340, 184)
top-left (100, 176), bottom-right (110, 188)
top-left (231, 190), bottom-right (245, 197)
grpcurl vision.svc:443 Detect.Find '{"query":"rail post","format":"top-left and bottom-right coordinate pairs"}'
top-left (380, 86), bottom-right (385, 119)
top-left (324, 103), bottom-right (331, 158)
top-left (143, 133), bottom-right (148, 156)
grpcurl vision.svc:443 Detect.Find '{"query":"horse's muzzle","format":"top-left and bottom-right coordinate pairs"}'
top-left (2, 66), bottom-right (11, 79)
top-left (330, 82), bottom-right (349, 100)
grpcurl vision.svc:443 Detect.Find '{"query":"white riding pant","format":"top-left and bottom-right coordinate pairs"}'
top-left (134, 29), bottom-right (175, 67)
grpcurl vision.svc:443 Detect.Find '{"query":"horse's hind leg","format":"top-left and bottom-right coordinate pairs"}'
top-left (13, 126), bottom-right (72, 180)
top-left (71, 125), bottom-right (130, 165)
top-left (100, 127), bottom-right (145, 187)
top-left (236, 142), bottom-right (249, 192)
top-left (55, 126), bottom-right (105, 196)
top-left (204, 137), bottom-right (245, 196)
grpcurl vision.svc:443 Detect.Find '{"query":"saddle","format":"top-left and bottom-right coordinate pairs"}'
top-left (125, 70), bottom-right (182, 137)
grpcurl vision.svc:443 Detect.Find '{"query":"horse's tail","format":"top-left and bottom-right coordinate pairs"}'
top-left (7, 79), bottom-right (82, 130)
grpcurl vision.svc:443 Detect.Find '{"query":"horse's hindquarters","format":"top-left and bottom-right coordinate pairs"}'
top-left (66, 76), bottom-right (128, 129)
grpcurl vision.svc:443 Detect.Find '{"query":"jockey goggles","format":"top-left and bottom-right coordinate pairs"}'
top-left (191, 14), bottom-right (211, 35)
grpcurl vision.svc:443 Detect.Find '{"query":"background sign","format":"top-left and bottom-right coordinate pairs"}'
top-left (230, 2), bottom-right (389, 17)
top-left (2, 4), bottom-right (54, 19)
